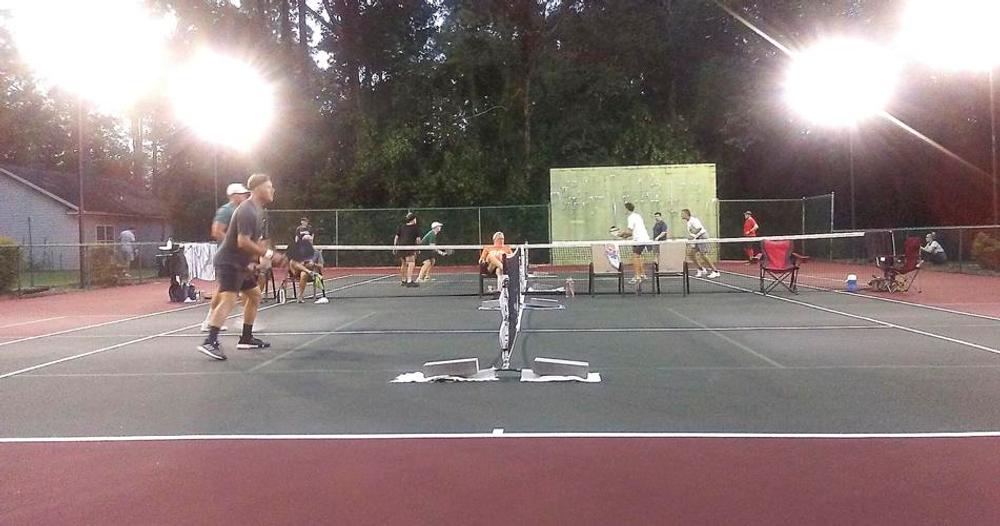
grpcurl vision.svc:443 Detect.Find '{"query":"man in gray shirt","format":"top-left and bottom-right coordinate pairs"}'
top-left (198, 174), bottom-right (284, 360)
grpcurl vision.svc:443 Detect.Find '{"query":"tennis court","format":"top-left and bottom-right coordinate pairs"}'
top-left (3, 238), bottom-right (1000, 524)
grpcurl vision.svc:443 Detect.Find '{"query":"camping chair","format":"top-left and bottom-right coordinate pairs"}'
top-left (588, 244), bottom-right (624, 295)
top-left (654, 241), bottom-right (689, 295)
top-left (759, 239), bottom-right (808, 294)
top-left (869, 236), bottom-right (922, 293)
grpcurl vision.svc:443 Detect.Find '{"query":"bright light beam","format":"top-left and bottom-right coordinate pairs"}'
top-left (6, 0), bottom-right (175, 112)
top-left (168, 50), bottom-right (275, 151)
top-left (898, 0), bottom-right (1000, 71)
top-left (785, 39), bottom-right (900, 127)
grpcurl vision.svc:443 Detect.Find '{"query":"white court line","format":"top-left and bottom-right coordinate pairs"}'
top-left (0, 304), bottom-right (282, 380)
top-left (836, 290), bottom-right (1000, 323)
top-left (0, 304), bottom-right (204, 348)
top-left (0, 316), bottom-right (67, 329)
top-left (14, 362), bottom-right (1000, 379)
top-left (705, 277), bottom-right (1000, 357)
top-left (151, 325), bottom-right (895, 338)
top-left (2, 431), bottom-right (1000, 443)
top-left (247, 312), bottom-right (378, 372)
top-left (665, 306), bottom-right (786, 368)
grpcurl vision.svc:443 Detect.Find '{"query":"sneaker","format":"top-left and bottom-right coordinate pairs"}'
top-left (695, 269), bottom-right (706, 277)
top-left (628, 276), bottom-right (640, 284)
top-left (197, 341), bottom-right (226, 360)
top-left (708, 271), bottom-right (721, 279)
top-left (401, 281), bottom-right (407, 287)
top-left (237, 337), bottom-right (271, 350)
top-left (200, 323), bottom-right (228, 333)
top-left (406, 281), bottom-right (419, 288)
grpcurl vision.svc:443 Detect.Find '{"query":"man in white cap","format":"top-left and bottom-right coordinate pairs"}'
top-left (417, 221), bottom-right (448, 282)
top-left (200, 182), bottom-right (251, 332)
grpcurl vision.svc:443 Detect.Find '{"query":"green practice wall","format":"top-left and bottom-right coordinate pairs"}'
top-left (550, 164), bottom-right (718, 242)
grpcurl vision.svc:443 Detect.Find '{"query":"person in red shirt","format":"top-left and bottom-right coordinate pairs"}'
top-left (743, 210), bottom-right (759, 264)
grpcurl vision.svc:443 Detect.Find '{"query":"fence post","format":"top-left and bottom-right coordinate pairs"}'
top-left (478, 208), bottom-right (483, 244)
top-left (334, 210), bottom-right (340, 267)
top-left (958, 230), bottom-right (964, 270)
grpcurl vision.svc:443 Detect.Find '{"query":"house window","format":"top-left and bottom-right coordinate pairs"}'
top-left (96, 225), bottom-right (115, 243)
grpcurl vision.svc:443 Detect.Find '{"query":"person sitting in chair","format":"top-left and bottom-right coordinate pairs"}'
top-left (920, 232), bottom-right (947, 264)
top-left (479, 231), bottom-right (513, 284)
top-left (288, 233), bottom-right (323, 302)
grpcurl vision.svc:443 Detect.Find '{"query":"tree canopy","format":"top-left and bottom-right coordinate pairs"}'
top-left (1, 1), bottom-right (996, 238)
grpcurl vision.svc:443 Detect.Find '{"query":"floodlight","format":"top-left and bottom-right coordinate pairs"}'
top-left (6, 0), bottom-right (175, 111)
top-left (785, 38), bottom-right (900, 127)
top-left (169, 50), bottom-right (275, 151)
top-left (898, 0), bottom-right (1000, 71)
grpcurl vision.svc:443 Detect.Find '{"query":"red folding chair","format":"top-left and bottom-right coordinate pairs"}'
top-left (759, 239), bottom-right (807, 294)
top-left (869, 236), bottom-right (922, 292)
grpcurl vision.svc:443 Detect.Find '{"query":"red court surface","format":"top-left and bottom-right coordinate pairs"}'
top-left (4, 435), bottom-right (1000, 525)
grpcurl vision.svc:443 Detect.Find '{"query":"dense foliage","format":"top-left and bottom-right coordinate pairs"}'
top-left (1, 2), bottom-right (997, 239)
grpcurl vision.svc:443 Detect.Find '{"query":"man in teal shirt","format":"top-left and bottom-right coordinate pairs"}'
top-left (417, 221), bottom-right (447, 282)
top-left (201, 183), bottom-right (251, 332)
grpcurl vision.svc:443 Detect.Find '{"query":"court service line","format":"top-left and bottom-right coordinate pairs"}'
top-left (0, 316), bottom-right (67, 329)
top-left (0, 304), bottom-right (206, 349)
top-left (148, 325), bottom-right (893, 337)
top-left (0, 304), bottom-right (282, 380)
top-left (3, 431), bottom-right (1000, 443)
top-left (664, 306), bottom-right (786, 368)
top-left (707, 278), bottom-right (1000, 357)
top-left (247, 312), bottom-right (378, 372)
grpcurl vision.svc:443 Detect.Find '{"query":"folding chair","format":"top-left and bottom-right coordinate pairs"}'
top-left (759, 239), bottom-right (807, 294)
top-left (654, 241), bottom-right (689, 295)
top-left (589, 244), bottom-right (624, 295)
top-left (869, 236), bottom-right (922, 292)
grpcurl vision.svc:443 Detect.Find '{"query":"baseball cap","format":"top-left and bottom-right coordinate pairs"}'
top-left (226, 183), bottom-right (250, 196)
top-left (431, 221), bottom-right (443, 229)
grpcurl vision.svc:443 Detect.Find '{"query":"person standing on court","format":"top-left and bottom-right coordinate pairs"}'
top-left (394, 212), bottom-right (422, 287)
top-left (417, 221), bottom-right (446, 283)
top-left (200, 183), bottom-right (251, 332)
top-left (118, 226), bottom-right (136, 277)
top-left (682, 208), bottom-right (720, 279)
top-left (197, 174), bottom-right (284, 360)
top-left (652, 212), bottom-right (669, 252)
top-left (624, 202), bottom-right (651, 283)
top-left (743, 210), bottom-right (759, 264)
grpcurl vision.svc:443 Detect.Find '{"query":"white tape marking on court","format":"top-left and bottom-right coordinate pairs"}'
top-left (247, 311), bottom-right (378, 372)
top-left (2, 431), bottom-right (1000, 444)
top-left (492, 428), bottom-right (504, 435)
top-left (708, 277), bottom-right (1000, 357)
top-left (0, 304), bottom-right (282, 380)
top-left (0, 316), bottom-right (68, 329)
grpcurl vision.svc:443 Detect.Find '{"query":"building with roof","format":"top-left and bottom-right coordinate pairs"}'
top-left (0, 164), bottom-right (172, 270)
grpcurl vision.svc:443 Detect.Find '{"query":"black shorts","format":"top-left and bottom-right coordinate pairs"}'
top-left (632, 244), bottom-right (647, 256)
top-left (398, 251), bottom-right (417, 261)
top-left (217, 266), bottom-right (259, 293)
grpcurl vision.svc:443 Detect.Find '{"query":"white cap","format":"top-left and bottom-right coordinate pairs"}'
top-left (431, 221), bottom-right (443, 229)
top-left (226, 183), bottom-right (250, 196)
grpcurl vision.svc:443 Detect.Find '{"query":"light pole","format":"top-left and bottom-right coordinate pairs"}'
top-left (169, 50), bottom-right (275, 199)
top-left (784, 38), bottom-right (900, 231)
top-left (7, 1), bottom-right (175, 287)
top-left (899, 0), bottom-right (1000, 224)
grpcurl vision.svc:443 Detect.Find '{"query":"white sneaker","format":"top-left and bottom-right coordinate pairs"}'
top-left (695, 269), bottom-right (706, 277)
top-left (708, 271), bottom-right (720, 279)
top-left (628, 277), bottom-right (640, 284)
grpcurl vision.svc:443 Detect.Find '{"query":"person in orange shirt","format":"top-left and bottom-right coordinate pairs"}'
top-left (743, 210), bottom-right (759, 264)
top-left (479, 231), bottom-right (514, 282)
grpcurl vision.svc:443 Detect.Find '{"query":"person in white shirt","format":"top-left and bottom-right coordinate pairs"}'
top-left (681, 208), bottom-right (719, 278)
top-left (920, 232), bottom-right (947, 264)
top-left (624, 202), bottom-right (651, 283)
